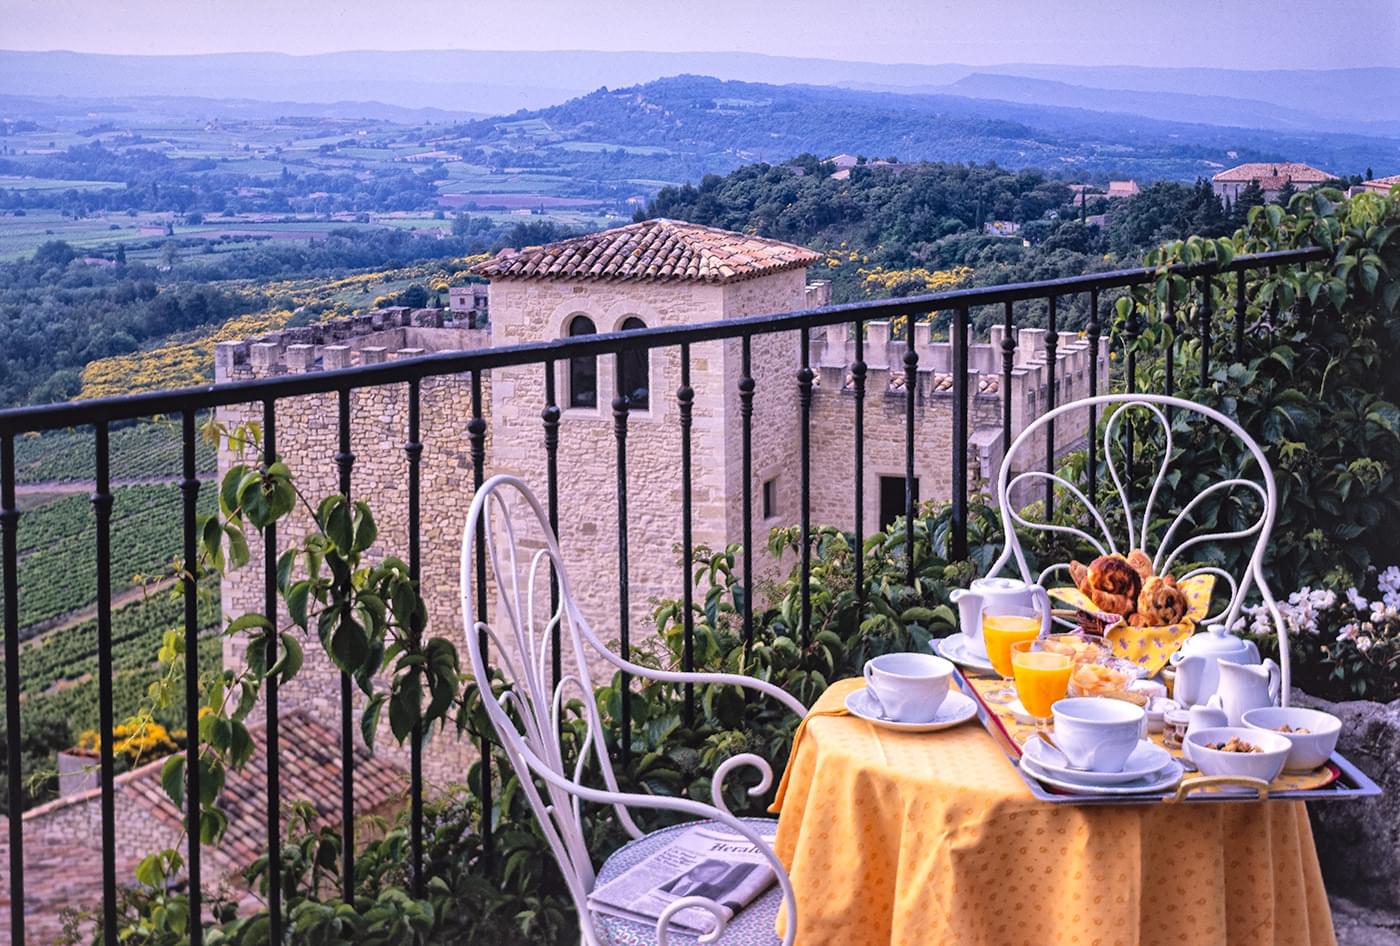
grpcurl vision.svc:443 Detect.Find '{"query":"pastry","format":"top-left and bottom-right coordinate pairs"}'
top-left (1078, 554), bottom-right (1142, 616)
top-left (1126, 548), bottom-right (1153, 580)
top-left (1132, 574), bottom-right (1189, 625)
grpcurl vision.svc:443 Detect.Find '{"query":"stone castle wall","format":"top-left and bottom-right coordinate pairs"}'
top-left (211, 280), bottom-right (1107, 796)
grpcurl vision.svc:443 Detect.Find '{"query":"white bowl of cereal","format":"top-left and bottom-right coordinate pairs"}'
top-left (1241, 706), bottom-right (1341, 773)
top-left (1184, 726), bottom-right (1291, 783)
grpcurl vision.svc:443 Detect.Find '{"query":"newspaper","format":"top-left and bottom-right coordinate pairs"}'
top-left (587, 825), bottom-right (778, 933)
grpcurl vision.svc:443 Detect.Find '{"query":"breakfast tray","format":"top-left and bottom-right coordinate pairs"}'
top-left (952, 668), bottom-right (1381, 806)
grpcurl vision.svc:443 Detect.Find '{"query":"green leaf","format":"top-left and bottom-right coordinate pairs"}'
top-left (326, 500), bottom-right (354, 552)
top-left (361, 694), bottom-right (387, 750)
top-left (227, 613), bottom-right (274, 635)
top-left (353, 501), bottom-right (378, 553)
top-left (330, 615), bottom-right (370, 671)
top-left (286, 580), bottom-right (311, 629)
top-left (270, 632), bottom-right (304, 683)
top-left (160, 755), bottom-right (186, 807)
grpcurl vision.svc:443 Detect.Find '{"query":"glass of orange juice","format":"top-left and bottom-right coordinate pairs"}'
top-left (982, 604), bottom-right (1047, 700)
top-left (1011, 639), bottom-right (1073, 727)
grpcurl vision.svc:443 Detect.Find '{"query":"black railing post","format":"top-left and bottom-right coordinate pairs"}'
top-left (852, 319), bottom-right (866, 609)
top-left (738, 335), bottom-right (754, 648)
top-left (405, 381), bottom-right (425, 900)
top-left (612, 362), bottom-right (632, 770)
top-left (1, 433), bottom-right (23, 946)
top-left (903, 316), bottom-right (918, 585)
top-left (542, 362), bottom-right (561, 692)
top-left (1200, 273), bottom-right (1213, 387)
top-left (1000, 301), bottom-right (1015, 455)
top-left (179, 412), bottom-right (203, 945)
top-left (93, 422), bottom-right (118, 945)
top-left (1044, 296), bottom-right (1058, 519)
top-left (1163, 279), bottom-right (1176, 411)
top-left (334, 389), bottom-right (356, 905)
top-left (468, 372), bottom-right (491, 863)
top-left (952, 305), bottom-right (970, 562)
top-left (798, 329), bottom-right (814, 646)
top-left (677, 345), bottom-right (695, 725)
top-left (1234, 269), bottom-right (1248, 362)
top-left (1087, 289), bottom-right (1101, 503)
top-left (261, 400), bottom-right (282, 943)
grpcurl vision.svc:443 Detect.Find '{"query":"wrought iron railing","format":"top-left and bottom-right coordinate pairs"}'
top-left (0, 245), bottom-right (1325, 943)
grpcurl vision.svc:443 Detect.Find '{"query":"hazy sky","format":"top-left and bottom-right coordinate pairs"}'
top-left (5, 0), bottom-right (1399, 69)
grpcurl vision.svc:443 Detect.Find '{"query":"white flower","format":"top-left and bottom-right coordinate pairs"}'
top-left (1337, 622), bottom-right (1359, 642)
top-left (1346, 588), bottom-right (1370, 611)
top-left (1356, 635), bottom-right (1373, 653)
top-left (1378, 565), bottom-right (1400, 597)
top-left (1308, 589), bottom-right (1337, 610)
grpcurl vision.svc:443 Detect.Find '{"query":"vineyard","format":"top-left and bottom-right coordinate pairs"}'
top-left (77, 253), bottom-right (491, 398)
top-left (12, 421), bottom-right (217, 483)
top-left (2, 483), bottom-right (216, 636)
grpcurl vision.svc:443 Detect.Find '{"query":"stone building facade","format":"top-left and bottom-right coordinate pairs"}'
top-left (209, 219), bottom-right (1106, 797)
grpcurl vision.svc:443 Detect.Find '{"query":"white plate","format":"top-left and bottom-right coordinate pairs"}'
top-left (844, 688), bottom-right (979, 733)
top-left (932, 636), bottom-right (996, 675)
top-left (1020, 753), bottom-right (1185, 796)
top-left (1022, 737), bottom-right (1174, 786)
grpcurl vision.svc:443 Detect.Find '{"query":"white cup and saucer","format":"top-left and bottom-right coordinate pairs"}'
top-left (845, 653), bottom-right (978, 733)
top-left (1019, 697), bottom-right (1179, 791)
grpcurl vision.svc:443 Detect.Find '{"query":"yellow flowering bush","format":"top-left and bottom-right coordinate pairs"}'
top-left (76, 721), bottom-right (180, 766)
top-left (858, 264), bottom-right (973, 294)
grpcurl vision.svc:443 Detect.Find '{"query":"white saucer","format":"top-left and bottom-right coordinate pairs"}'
top-left (1022, 737), bottom-right (1174, 786)
top-left (844, 688), bottom-right (979, 733)
top-left (932, 636), bottom-right (995, 675)
top-left (1020, 753), bottom-right (1184, 796)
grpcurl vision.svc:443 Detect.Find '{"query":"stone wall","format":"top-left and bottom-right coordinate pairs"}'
top-left (212, 280), bottom-right (1109, 799)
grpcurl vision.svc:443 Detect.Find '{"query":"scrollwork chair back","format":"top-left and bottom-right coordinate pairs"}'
top-left (461, 474), bottom-right (802, 945)
top-left (987, 393), bottom-right (1291, 702)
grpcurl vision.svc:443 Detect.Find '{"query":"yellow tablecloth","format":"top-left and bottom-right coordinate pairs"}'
top-left (770, 677), bottom-right (1336, 946)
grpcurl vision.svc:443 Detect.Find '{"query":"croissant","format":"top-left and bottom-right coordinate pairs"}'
top-left (1132, 575), bottom-right (1189, 626)
top-left (1080, 554), bottom-right (1142, 617)
top-left (1126, 549), bottom-right (1153, 580)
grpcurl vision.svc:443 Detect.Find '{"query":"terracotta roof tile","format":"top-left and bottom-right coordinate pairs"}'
top-left (471, 219), bottom-right (820, 285)
top-left (1212, 162), bottom-right (1331, 184)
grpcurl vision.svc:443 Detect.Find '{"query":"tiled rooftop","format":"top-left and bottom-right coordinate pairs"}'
top-left (1212, 162), bottom-right (1330, 184)
top-left (470, 218), bottom-right (821, 284)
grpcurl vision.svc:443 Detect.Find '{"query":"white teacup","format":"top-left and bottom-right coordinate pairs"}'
top-left (1051, 697), bottom-right (1145, 773)
top-left (863, 653), bottom-right (953, 723)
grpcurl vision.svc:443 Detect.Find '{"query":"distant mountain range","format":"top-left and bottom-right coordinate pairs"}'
top-left (2, 49), bottom-right (1397, 136)
top-left (449, 75), bottom-right (1399, 182)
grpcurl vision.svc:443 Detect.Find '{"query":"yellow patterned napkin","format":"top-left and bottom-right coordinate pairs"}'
top-left (1049, 574), bottom-right (1215, 675)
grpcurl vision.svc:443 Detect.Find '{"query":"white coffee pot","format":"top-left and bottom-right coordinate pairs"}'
top-left (1169, 622), bottom-right (1269, 708)
top-left (950, 577), bottom-right (1052, 658)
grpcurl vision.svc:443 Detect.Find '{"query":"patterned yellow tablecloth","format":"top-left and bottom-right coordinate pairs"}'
top-left (770, 677), bottom-right (1336, 946)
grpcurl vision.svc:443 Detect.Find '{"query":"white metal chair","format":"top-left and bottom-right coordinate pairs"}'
top-left (460, 474), bottom-right (805, 946)
top-left (986, 393), bottom-right (1292, 701)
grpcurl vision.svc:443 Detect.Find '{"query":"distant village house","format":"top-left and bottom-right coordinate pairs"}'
top-left (1211, 162), bottom-right (1330, 203)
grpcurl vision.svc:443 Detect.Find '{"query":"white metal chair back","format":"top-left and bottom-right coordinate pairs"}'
top-left (460, 474), bottom-right (802, 945)
top-left (987, 393), bottom-right (1291, 700)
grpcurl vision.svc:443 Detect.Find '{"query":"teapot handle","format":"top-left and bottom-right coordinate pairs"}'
top-left (1032, 586), bottom-right (1053, 637)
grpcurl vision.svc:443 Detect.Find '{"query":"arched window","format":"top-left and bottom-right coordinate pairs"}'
top-left (618, 316), bottom-right (649, 410)
top-left (567, 315), bottom-right (597, 408)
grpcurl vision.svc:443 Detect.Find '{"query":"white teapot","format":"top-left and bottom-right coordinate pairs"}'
top-left (1168, 623), bottom-right (1271, 708)
top-left (950, 577), bottom-right (1051, 658)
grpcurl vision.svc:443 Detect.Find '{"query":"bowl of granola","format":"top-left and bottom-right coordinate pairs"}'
top-left (1184, 727), bottom-right (1291, 783)
top-left (1241, 707), bottom-right (1341, 773)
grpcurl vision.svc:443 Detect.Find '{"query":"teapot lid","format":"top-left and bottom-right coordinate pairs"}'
top-left (970, 577), bottom-right (1027, 592)
top-left (1181, 623), bottom-right (1251, 656)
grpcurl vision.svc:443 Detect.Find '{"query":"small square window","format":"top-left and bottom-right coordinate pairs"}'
top-left (762, 478), bottom-right (779, 520)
